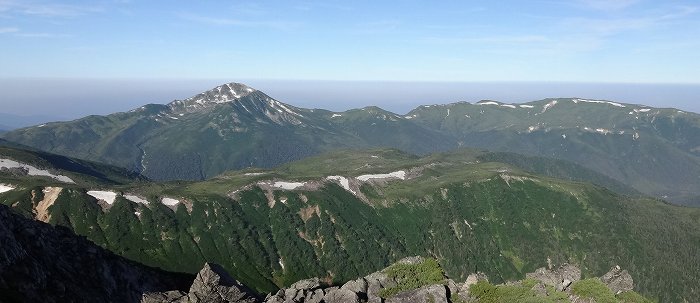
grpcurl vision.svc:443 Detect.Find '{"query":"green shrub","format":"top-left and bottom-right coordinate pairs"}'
top-left (469, 280), bottom-right (570, 303)
top-left (616, 291), bottom-right (655, 303)
top-left (378, 258), bottom-right (445, 298)
top-left (571, 279), bottom-right (616, 303)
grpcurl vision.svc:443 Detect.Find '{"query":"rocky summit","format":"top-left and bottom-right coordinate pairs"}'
top-left (145, 257), bottom-right (650, 303)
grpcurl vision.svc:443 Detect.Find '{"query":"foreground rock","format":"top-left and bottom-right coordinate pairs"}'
top-left (526, 263), bottom-right (582, 292)
top-left (142, 263), bottom-right (259, 303)
top-left (0, 204), bottom-right (192, 303)
top-left (146, 257), bottom-right (648, 303)
top-left (601, 265), bottom-right (634, 294)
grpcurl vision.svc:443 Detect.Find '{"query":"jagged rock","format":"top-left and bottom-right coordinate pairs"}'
top-left (386, 284), bottom-right (448, 303)
top-left (263, 290), bottom-right (285, 303)
top-left (445, 279), bottom-right (459, 298)
top-left (323, 287), bottom-right (360, 303)
top-left (283, 288), bottom-right (298, 302)
top-left (142, 263), bottom-right (259, 303)
top-left (290, 277), bottom-right (321, 291)
top-left (601, 265), bottom-right (634, 294)
top-left (526, 263), bottom-right (581, 292)
top-left (306, 288), bottom-right (325, 303)
top-left (341, 278), bottom-right (368, 296)
top-left (185, 263), bottom-right (259, 303)
top-left (365, 271), bottom-right (396, 303)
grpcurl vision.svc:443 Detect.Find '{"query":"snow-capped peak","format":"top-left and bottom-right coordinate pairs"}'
top-left (170, 82), bottom-right (258, 109)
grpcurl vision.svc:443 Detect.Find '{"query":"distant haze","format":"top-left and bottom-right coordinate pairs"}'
top-left (1, 78), bottom-right (700, 124)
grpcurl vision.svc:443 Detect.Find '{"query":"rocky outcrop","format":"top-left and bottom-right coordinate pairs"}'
top-left (142, 263), bottom-right (259, 303)
top-left (140, 257), bottom-right (645, 303)
top-left (601, 265), bottom-right (634, 294)
top-left (526, 263), bottom-right (581, 292)
top-left (0, 204), bottom-right (192, 303)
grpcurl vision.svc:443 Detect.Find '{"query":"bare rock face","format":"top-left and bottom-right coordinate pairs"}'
top-left (526, 263), bottom-right (581, 292)
top-left (323, 288), bottom-right (360, 303)
top-left (601, 265), bottom-right (634, 294)
top-left (385, 284), bottom-right (449, 303)
top-left (142, 263), bottom-right (259, 303)
top-left (145, 258), bottom-right (644, 303)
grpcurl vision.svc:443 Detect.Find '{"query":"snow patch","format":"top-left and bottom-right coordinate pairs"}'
top-left (634, 108), bottom-right (652, 113)
top-left (331, 114), bottom-right (342, 118)
top-left (477, 101), bottom-right (516, 109)
top-left (541, 100), bottom-right (558, 113)
top-left (0, 158), bottom-right (75, 183)
top-left (243, 172), bottom-right (266, 176)
top-left (161, 197), bottom-right (180, 206)
top-left (326, 176), bottom-right (354, 194)
top-left (124, 194), bottom-right (149, 204)
top-left (595, 128), bottom-right (612, 135)
top-left (0, 184), bottom-right (15, 193)
top-left (572, 99), bottom-right (625, 108)
top-left (87, 190), bottom-right (117, 205)
top-left (519, 104), bottom-right (534, 108)
top-left (357, 170), bottom-right (406, 181)
top-left (270, 181), bottom-right (306, 190)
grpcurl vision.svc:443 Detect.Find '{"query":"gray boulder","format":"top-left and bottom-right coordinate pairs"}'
top-left (341, 278), bottom-right (368, 296)
top-left (323, 287), bottom-right (360, 303)
top-left (185, 263), bottom-right (259, 303)
top-left (386, 284), bottom-right (448, 303)
top-left (601, 265), bottom-right (634, 294)
top-left (526, 263), bottom-right (581, 292)
top-left (290, 277), bottom-right (321, 291)
top-left (142, 263), bottom-right (260, 303)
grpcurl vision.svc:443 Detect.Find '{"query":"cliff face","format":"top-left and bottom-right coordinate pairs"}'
top-left (0, 204), bottom-right (193, 303)
top-left (145, 257), bottom-right (648, 303)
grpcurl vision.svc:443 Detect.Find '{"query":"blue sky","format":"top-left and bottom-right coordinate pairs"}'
top-left (1, 0), bottom-right (700, 120)
top-left (1, 0), bottom-right (699, 82)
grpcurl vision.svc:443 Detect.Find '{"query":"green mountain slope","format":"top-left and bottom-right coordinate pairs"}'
top-left (1, 83), bottom-right (453, 181)
top-left (1, 149), bottom-right (697, 302)
top-left (4, 84), bottom-right (700, 206)
top-left (0, 144), bottom-right (143, 187)
top-left (407, 99), bottom-right (700, 205)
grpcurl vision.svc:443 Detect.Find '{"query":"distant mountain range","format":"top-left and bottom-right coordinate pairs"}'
top-left (3, 82), bottom-right (700, 206)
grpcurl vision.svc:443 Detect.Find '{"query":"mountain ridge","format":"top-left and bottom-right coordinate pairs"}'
top-left (2, 147), bottom-right (698, 301)
top-left (4, 82), bottom-right (700, 205)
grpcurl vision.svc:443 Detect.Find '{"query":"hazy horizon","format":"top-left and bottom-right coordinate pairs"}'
top-left (1, 78), bottom-right (700, 127)
top-left (1, 1), bottom-right (699, 125)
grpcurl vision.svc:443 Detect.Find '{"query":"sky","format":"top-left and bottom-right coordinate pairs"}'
top-left (0, 0), bottom-right (699, 120)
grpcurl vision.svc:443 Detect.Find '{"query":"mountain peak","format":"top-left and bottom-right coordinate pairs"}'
top-left (169, 82), bottom-right (258, 110)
